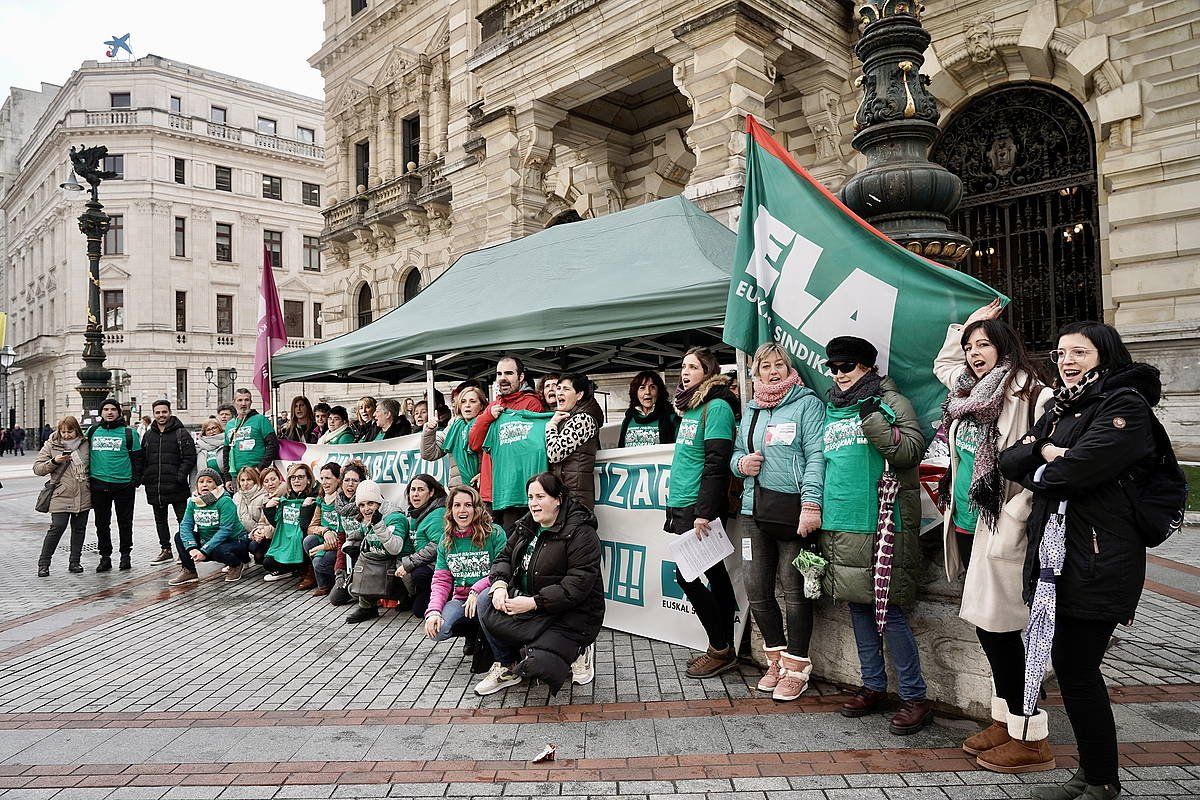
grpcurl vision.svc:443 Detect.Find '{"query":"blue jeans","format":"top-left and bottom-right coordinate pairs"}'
top-left (432, 597), bottom-right (476, 642)
top-left (848, 601), bottom-right (926, 701)
top-left (175, 532), bottom-right (250, 572)
top-left (476, 588), bottom-right (519, 664)
top-left (302, 535), bottom-right (338, 589)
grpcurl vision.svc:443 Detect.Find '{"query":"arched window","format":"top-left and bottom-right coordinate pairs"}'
top-left (402, 269), bottom-right (422, 304)
top-left (931, 84), bottom-right (1100, 351)
top-left (356, 283), bottom-right (373, 329)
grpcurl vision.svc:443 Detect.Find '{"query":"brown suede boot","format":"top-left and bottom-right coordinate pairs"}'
top-left (976, 710), bottom-right (1056, 774)
top-left (840, 687), bottom-right (885, 718)
top-left (889, 697), bottom-right (934, 735)
top-left (963, 696), bottom-right (1011, 756)
top-left (297, 568), bottom-right (317, 591)
top-left (686, 646), bottom-right (737, 678)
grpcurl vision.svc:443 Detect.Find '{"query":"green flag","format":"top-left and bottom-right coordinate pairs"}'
top-left (723, 116), bottom-right (1006, 433)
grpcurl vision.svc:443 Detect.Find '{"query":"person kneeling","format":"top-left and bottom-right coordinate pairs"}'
top-left (474, 473), bottom-right (604, 696)
top-left (346, 480), bottom-right (405, 624)
top-left (424, 486), bottom-right (507, 671)
top-left (169, 468), bottom-right (250, 585)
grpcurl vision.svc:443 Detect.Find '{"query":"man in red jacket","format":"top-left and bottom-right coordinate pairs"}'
top-left (468, 355), bottom-right (546, 529)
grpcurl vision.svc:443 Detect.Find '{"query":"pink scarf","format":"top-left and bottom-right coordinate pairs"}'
top-left (753, 372), bottom-right (801, 408)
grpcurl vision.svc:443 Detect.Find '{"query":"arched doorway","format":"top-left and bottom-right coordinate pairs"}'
top-left (401, 269), bottom-right (422, 304)
top-left (931, 84), bottom-right (1100, 351)
top-left (356, 283), bottom-right (373, 329)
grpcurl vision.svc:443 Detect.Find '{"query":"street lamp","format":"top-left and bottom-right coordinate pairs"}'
top-left (204, 366), bottom-right (238, 408)
top-left (62, 145), bottom-right (119, 424)
top-left (0, 345), bottom-right (15, 430)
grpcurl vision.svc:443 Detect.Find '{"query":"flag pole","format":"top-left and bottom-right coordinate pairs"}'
top-left (424, 354), bottom-right (436, 426)
top-left (734, 349), bottom-right (750, 406)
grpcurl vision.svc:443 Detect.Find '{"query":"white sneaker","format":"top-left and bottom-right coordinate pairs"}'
top-left (571, 644), bottom-right (595, 686)
top-left (474, 662), bottom-right (522, 696)
top-left (221, 565), bottom-right (230, 573)
top-left (263, 570), bottom-right (290, 582)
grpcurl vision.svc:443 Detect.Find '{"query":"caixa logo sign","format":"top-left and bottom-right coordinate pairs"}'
top-left (595, 463), bottom-right (670, 510)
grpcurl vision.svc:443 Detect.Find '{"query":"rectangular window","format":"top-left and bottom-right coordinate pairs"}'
top-left (174, 216), bottom-right (187, 257)
top-left (283, 300), bottom-right (305, 339)
top-left (402, 115), bottom-right (420, 169)
top-left (102, 290), bottom-right (125, 330)
top-left (303, 235), bottom-right (321, 271)
top-left (175, 369), bottom-right (188, 410)
top-left (313, 302), bottom-right (323, 339)
top-left (210, 106), bottom-right (226, 123)
top-left (262, 174), bottom-right (282, 200)
top-left (297, 126), bottom-right (315, 144)
top-left (216, 294), bottom-right (234, 334)
top-left (215, 165), bottom-right (232, 192)
top-left (215, 223), bottom-right (233, 262)
top-left (110, 92), bottom-right (131, 109)
top-left (351, 0), bottom-right (367, 15)
top-left (103, 154), bottom-right (124, 179)
top-left (175, 291), bottom-right (187, 332)
top-left (217, 369), bottom-right (234, 404)
top-left (173, 157), bottom-right (185, 184)
top-left (169, 95), bottom-right (181, 114)
top-left (257, 117), bottom-right (277, 136)
top-left (264, 229), bottom-right (283, 268)
top-left (302, 182), bottom-right (320, 206)
top-left (103, 214), bottom-right (124, 255)
top-left (354, 140), bottom-right (369, 189)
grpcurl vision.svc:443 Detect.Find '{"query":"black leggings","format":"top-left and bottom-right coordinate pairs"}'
top-left (957, 531), bottom-right (1026, 715)
top-left (666, 506), bottom-right (735, 650)
top-left (1053, 617), bottom-right (1120, 787)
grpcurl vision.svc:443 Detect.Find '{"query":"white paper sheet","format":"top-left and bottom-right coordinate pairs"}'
top-left (668, 518), bottom-right (735, 583)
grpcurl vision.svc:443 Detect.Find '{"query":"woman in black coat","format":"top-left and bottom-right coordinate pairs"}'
top-left (474, 472), bottom-right (604, 697)
top-left (998, 321), bottom-right (1161, 800)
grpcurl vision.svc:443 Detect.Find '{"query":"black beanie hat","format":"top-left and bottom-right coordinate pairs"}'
top-left (100, 398), bottom-right (122, 412)
top-left (824, 336), bottom-right (878, 367)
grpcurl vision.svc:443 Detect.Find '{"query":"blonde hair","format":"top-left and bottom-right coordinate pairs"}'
top-left (57, 415), bottom-right (84, 438)
top-left (454, 386), bottom-right (487, 416)
top-left (751, 342), bottom-right (796, 379)
top-left (201, 419), bottom-right (224, 436)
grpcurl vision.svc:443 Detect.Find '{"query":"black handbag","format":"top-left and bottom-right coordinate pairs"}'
top-left (35, 458), bottom-right (69, 514)
top-left (478, 590), bottom-right (553, 644)
top-left (746, 409), bottom-right (803, 540)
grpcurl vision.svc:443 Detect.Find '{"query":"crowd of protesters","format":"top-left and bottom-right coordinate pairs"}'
top-left (28, 307), bottom-right (1175, 800)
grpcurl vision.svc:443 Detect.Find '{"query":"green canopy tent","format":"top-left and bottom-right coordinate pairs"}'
top-left (273, 195), bottom-right (737, 386)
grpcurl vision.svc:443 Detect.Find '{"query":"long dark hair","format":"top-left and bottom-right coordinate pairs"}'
top-left (683, 346), bottom-right (720, 379)
top-left (406, 473), bottom-right (447, 512)
top-left (960, 319), bottom-right (1048, 400)
top-left (627, 371), bottom-right (670, 415)
top-left (285, 396), bottom-right (314, 437)
top-left (1056, 320), bottom-right (1132, 383)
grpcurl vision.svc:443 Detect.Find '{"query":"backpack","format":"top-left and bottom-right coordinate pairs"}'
top-left (1116, 393), bottom-right (1188, 548)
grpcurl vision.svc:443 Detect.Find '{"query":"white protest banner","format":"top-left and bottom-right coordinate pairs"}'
top-left (285, 438), bottom-right (748, 652)
top-left (593, 445), bottom-right (749, 652)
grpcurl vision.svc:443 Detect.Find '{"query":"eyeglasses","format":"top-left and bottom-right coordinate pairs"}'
top-left (1050, 348), bottom-right (1097, 363)
top-left (825, 362), bottom-right (859, 375)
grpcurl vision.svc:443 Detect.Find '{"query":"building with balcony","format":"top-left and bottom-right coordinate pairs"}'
top-left (311, 0), bottom-right (1200, 454)
top-left (0, 55), bottom-right (338, 431)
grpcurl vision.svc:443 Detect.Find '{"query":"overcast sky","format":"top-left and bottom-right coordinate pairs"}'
top-left (0, 0), bottom-right (326, 100)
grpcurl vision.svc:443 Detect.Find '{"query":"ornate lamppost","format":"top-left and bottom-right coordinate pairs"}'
top-left (0, 345), bottom-right (15, 430)
top-left (204, 365), bottom-right (238, 409)
top-left (60, 145), bottom-right (118, 423)
top-left (840, 1), bottom-right (970, 266)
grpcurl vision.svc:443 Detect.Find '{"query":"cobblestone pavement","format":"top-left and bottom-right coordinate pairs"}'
top-left (1, 461), bottom-right (1198, 800)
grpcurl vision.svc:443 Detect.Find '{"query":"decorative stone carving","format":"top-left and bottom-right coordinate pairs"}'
top-left (424, 201), bottom-right (452, 234)
top-left (965, 14), bottom-right (996, 64)
top-left (325, 242), bottom-right (350, 268)
top-left (402, 208), bottom-right (429, 239)
top-left (804, 89), bottom-right (844, 163)
top-left (368, 222), bottom-right (395, 252)
top-left (352, 226), bottom-right (378, 255)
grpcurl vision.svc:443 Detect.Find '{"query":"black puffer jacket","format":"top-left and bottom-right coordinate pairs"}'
top-left (490, 497), bottom-right (605, 641)
top-left (998, 363), bottom-right (1160, 623)
top-left (142, 416), bottom-right (196, 505)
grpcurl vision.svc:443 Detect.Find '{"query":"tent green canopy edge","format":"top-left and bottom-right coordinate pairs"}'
top-left (273, 195), bottom-right (737, 385)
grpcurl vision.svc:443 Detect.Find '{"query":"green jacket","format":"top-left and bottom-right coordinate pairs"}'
top-left (178, 490), bottom-right (245, 554)
top-left (819, 376), bottom-right (925, 607)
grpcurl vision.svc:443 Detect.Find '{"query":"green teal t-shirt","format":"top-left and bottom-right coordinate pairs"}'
top-left (952, 418), bottom-right (981, 533)
top-left (436, 524), bottom-right (507, 589)
top-left (225, 413), bottom-right (274, 473)
top-left (88, 426), bottom-right (141, 484)
top-left (327, 429), bottom-right (356, 445)
top-left (482, 410), bottom-right (553, 510)
top-left (383, 511), bottom-right (413, 556)
top-left (442, 417), bottom-right (480, 483)
top-left (668, 399), bottom-right (735, 508)
top-left (821, 401), bottom-right (900, 534)
top-left (182, 493), bottom-right (242, 551)
top-left (623, 419), bottom-right (662, 447)
top-left (265, 497), bottom-right (307, 565)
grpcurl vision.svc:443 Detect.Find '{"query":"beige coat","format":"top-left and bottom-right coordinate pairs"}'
top-left (934, 324), bottom-right (1053, 633)
top-left (33, 434), bottom-right (92, 514)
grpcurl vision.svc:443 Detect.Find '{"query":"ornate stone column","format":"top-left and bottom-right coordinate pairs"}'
top-left (335, 126), bottom-right (351, 200)
top-left (839, 1), bottom-right (970, 266)
top-left (378, 95), bottom-right (395, 181)
top-left (418, 56), bottom-right (433, 166)
top-left (434, 57), bottom-right (450, 158)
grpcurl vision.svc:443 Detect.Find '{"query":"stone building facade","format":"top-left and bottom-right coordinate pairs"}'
top-left (0, 56), bottom-right (338, 431)
top-left (312, 0), bottom-right (1200, 455)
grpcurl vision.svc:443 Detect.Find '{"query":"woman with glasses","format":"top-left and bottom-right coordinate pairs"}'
top-left (819, 336), bottom-right (930, 736)
top-left (934, 300), bottom-right (1055, 773)
top-left (1000, 322), bottom-right (1163, 800)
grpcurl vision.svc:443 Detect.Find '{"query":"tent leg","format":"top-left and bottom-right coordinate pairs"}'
top-left (735, 349), bottom-right (750, 404)
top-left (425, 354), bottom-right (436, 423)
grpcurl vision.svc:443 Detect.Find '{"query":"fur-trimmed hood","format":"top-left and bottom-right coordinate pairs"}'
top-left (676, 374), bottom-right (742, 416)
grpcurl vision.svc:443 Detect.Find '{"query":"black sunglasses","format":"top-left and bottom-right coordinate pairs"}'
top-left (825, 362), bottom-right (859, 375)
